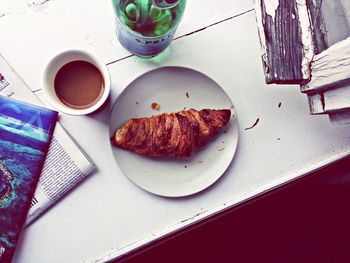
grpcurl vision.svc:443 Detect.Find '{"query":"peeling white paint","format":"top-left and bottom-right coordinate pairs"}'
top-left (296, 0), bottom-right (314, 80)
top-left (255, 0), bottom-right (314, 82)
top-left (303, 36), bottom-right (350, 92)
top-left (264, 0), bottom-right (280, 22)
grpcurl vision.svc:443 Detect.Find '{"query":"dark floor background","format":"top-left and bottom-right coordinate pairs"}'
top-left (117, 157), bottom-right (350, 263)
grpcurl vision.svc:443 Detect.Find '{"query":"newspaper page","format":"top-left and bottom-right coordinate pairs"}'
top-left (0, 55), bottom-right (96, 225)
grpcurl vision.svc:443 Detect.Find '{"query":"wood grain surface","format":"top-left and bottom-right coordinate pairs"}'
top-left (255, 0), bottom-right (313, 84)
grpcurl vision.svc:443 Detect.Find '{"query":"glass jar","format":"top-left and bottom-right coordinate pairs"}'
top-left (112, 0), bottom-right (186, 57)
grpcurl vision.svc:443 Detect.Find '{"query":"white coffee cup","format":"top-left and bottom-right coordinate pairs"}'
top-left (43, 49), bottom-right (111, 115)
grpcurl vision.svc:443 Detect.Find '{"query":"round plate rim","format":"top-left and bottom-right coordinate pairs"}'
top-left (108, 66), bottom-right (239, 197)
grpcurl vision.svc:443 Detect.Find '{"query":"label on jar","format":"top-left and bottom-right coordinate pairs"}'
top-left (116, 18), bottom-right (176, 57)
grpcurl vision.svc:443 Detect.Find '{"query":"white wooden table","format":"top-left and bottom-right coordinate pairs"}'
top-left (0, 0), bottom-right (349, 262)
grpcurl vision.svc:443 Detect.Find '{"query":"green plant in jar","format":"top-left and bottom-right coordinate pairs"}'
top-left (112, 0), bottom-right (186, 57)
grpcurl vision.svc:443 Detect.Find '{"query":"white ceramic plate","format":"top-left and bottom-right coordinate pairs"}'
top-left (109, 67), bottom-right (239, 197)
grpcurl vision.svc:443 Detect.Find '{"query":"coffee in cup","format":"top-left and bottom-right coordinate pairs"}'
top-left (43, 50), bottom-right (111, 115)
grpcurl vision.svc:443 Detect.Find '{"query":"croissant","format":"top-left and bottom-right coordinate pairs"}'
top-left (111, 108), bottom-right (231, 158)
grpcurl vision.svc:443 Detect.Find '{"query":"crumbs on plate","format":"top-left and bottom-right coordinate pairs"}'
top-left (151, 102), bottom-right (161, 111)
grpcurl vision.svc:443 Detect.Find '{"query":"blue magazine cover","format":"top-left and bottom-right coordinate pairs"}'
top-left (0, 96), bottom-right (57, 262)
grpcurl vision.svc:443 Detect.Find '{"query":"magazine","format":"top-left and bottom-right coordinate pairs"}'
top-left (0, 96), bottom-right (57, 262)
top-left (0, 55), bottom-right (96, 225)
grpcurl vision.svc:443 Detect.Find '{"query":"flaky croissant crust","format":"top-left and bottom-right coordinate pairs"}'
top-left (112, 108), bottom-right (231, 158)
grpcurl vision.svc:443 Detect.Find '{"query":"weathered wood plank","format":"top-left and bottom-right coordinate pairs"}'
top-left (303, 0), bottom-right (350, 118)
top-left (308, 85), bottom-right (350, 114)
top-left (307, 93), bottom-right (324, 115)
top-left (305, 0), bottom-right (350, 54)
top-left (302, 36), bottom-right (350, 93)
top-left (254, 0), bottom-right (314, 84)
top-left (324, 85), bottom-right (350, 112)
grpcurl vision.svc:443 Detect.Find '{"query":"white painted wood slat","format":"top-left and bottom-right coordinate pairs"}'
top-left (307, 85), bottom-right (350, 114)
top-left (324, 85), bottom-right (350, 112)
top-left (307, 93), bottom-right (324, 115)
top-left (299, 0), bottom-right (350, 119)
top-left (302, 36), bottom-right (350, 93)
top-left (329, 111), bottom-right (350, 125)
